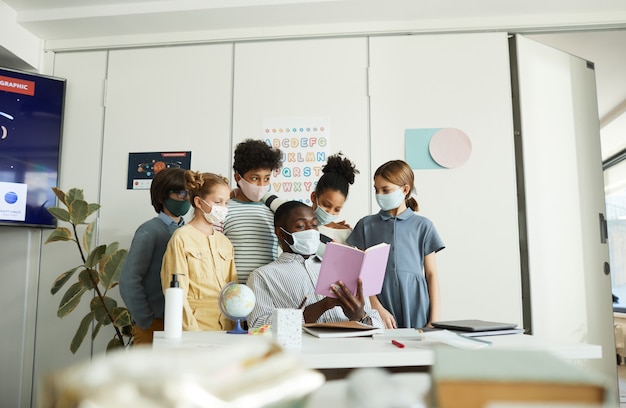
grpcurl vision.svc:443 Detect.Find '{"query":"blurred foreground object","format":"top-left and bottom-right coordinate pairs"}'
top-left (40, 339), bottom-right (324, 408)
top-left (431, 346), bottom-right (610, 408)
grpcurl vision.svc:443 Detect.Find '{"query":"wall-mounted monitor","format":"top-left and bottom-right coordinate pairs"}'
top-left (0, 67), bottom-right (66, 228)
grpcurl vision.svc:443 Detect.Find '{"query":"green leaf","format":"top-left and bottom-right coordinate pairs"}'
top-left (103, 242), bottom-right (119, 258)
top-left (51, 266), bottom-right (81, 295)
top-left (85, 245), bottom-right (106, 268)
top-left (91, 296), bottom-right (117, 325)
top-left (106, 337), bottom-right (124, 352)
top-left (47, 207), bottom-right (70, 222)
top-left (78, 268), bottom-right (98, 290)
top-left (112, 307), bottom-right (132, 328)
top-left (57, 282), bottom-right (86, 317)
top-left (100, 249), bottom-right (128, 290)
top-left (45, 227), bottom-right (73, 244)
top-left (69, 200), bottom-right (89, 225)
top-left (52, 187), bottom-right (67, 207)
top-left (82, 220), bottom-right (96, 253)
top-left (86, 203), bottom-right (101, 219)
top-left (70, 312), bottom-right (93, 354)
top-left (66, 188), bottom-right (84, 206)
top-left (92, 320), bottom-right (103, 340)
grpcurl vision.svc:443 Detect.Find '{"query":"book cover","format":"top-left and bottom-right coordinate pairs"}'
top-left (430, 347), bottom-right (608, 408)
top-left (315, 242), bottom-right (390, 298)
top-left (302, 321), bottom-right (384, 338)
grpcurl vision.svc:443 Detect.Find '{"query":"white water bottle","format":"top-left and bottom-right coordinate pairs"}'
top-left (164, 274), bottom-right (183, 339)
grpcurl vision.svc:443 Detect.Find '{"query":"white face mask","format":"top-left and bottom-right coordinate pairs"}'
top-left (376, 188), bottom-right (406, 211)
top-left (280, 227), bottom-right (320, 255)
top-left (201, 199), bottom-right (229, 224)
top-left (315, 202), bottom-right (338, 226)
top-left (237, 176), bottom-right (268, 202)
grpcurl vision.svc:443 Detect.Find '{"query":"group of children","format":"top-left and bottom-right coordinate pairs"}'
top-left (119, 138), bottom-right (445, 344)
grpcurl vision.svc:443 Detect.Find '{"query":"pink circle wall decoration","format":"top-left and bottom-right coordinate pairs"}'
top-left (428, 128), bottom-right (472, 168)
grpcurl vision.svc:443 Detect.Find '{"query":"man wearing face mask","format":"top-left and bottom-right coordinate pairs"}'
top-left (224, 139), bottom-right (283, 284)
top-left (120, 168), bottom-right (190, 344)
top-left (246, 201), bottom-right (383, 329)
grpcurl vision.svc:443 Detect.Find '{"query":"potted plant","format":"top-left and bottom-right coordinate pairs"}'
top-left (45, 187), bottom-right (133, 353)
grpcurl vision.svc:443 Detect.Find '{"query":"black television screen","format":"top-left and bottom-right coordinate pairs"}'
top-left (0, 67), bottom-right (65, 228)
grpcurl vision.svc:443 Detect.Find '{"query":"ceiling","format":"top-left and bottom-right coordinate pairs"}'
top-left (1, 0), bottom-right (625, 159)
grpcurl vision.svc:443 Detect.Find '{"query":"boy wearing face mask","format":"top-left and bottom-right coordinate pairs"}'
top-left (160, 172), bottom-right (238, 331)
top-left (246, 201), bottom-right (383, 329)
top-left (224, 139), bottom-right (283, 284)
top-left (120, 168), bottom-right (190, 344)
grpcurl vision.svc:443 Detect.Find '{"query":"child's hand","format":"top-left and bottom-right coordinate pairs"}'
top-left (377, 306), bottom-right (397, 329)
top-left (327, 220), bottom-right (351, 229)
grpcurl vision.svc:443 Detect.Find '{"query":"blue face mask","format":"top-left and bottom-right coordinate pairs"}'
top-left (376, 188), bottom-right (405, 211)
top-left (314, 203), bottom-right (337, 226)
top-left (280, 228), bottom-right (320, 255)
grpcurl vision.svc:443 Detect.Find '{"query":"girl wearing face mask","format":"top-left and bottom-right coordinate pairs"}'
top-left (310, 153), bottom-right (359, 257)
top-left (347, 160), bottom-right (445, 329)
top-left (160, 171), bottom-right (238, 331)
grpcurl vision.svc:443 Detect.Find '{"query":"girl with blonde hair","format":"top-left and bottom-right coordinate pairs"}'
top-left (161, 171), bottom-right (238, 331)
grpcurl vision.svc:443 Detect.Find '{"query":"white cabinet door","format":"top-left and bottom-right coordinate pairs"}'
top-left (101, 44), bottom-right (234, 249)
top-left (369, 33), bottom-right (523, 326)
top-left (513, 34), bottom-right (617, 385)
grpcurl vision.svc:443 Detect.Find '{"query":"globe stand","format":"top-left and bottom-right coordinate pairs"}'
top-left (227, 318), bottom-right (247, 335)
top-left (219, 282), bottom-right (256, 335)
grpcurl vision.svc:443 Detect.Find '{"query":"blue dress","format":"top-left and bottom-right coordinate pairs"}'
top-left (347, 208), bottom-right (444, 328)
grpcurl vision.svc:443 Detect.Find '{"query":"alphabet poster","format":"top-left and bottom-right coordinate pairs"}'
top-left (262, 117), bottom-right (330, 204)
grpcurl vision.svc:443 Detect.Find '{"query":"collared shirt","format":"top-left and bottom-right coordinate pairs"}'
top-left (158, 211), bottom-right (184, 233)
top-left (247, 252), bottom-right (383, 329)
top-left (161, 224), bottom-right (238, 331)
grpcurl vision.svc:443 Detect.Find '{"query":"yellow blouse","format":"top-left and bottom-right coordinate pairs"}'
top-left (161, 224), bottom-right (238, 331)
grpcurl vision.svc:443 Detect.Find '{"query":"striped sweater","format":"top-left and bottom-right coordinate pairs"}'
top-left (223, 199), bottom-right (278, 284)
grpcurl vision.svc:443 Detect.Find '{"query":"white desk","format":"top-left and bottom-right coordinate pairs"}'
top-left (153, 331), bottom-right (601, 370)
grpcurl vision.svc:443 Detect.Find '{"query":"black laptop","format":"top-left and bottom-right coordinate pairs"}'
top-left (431, 319), bottom-right (518, 332)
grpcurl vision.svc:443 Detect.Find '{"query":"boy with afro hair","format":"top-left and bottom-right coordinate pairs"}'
top-left (224, 139), bottom-right (283, 283)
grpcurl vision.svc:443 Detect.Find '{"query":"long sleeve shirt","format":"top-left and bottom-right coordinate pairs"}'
top-left (161, 224), bottom-right (238, 331)
top-left (119, 212), bottom-right (182, 329)
top-left (247, 252), bottom-right (383, 329)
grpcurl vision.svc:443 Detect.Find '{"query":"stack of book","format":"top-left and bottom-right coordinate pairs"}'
top-left (430, 347), bottom-right (609, 408)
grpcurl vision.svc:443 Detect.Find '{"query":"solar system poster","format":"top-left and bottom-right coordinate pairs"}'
top-left (127, 151), bottom-right (191, 190)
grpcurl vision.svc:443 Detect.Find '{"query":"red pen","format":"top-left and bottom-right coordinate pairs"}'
top-left (391, 339), bottom-right (405, 348)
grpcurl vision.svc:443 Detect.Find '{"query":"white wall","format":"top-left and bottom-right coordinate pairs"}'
top-left (0, 31), bottom-right (614, 407)
top-left (0, 1), bottom-right (42, 70)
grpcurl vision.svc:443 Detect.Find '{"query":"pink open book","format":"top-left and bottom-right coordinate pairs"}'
top-left (315, 242), bottom-right (390, 298)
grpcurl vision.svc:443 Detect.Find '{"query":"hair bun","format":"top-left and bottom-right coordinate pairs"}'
top-left (322, 152), bottom-right (359, 184)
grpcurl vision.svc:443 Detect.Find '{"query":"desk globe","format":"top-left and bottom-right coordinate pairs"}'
top-left (219, 282), bottom-right (256, 334)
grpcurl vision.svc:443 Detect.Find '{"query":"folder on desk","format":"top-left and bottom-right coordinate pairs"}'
top-left (431, 319), bottom-right (520, 333)
top-left (302, 321), bottom-right (383, 338)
